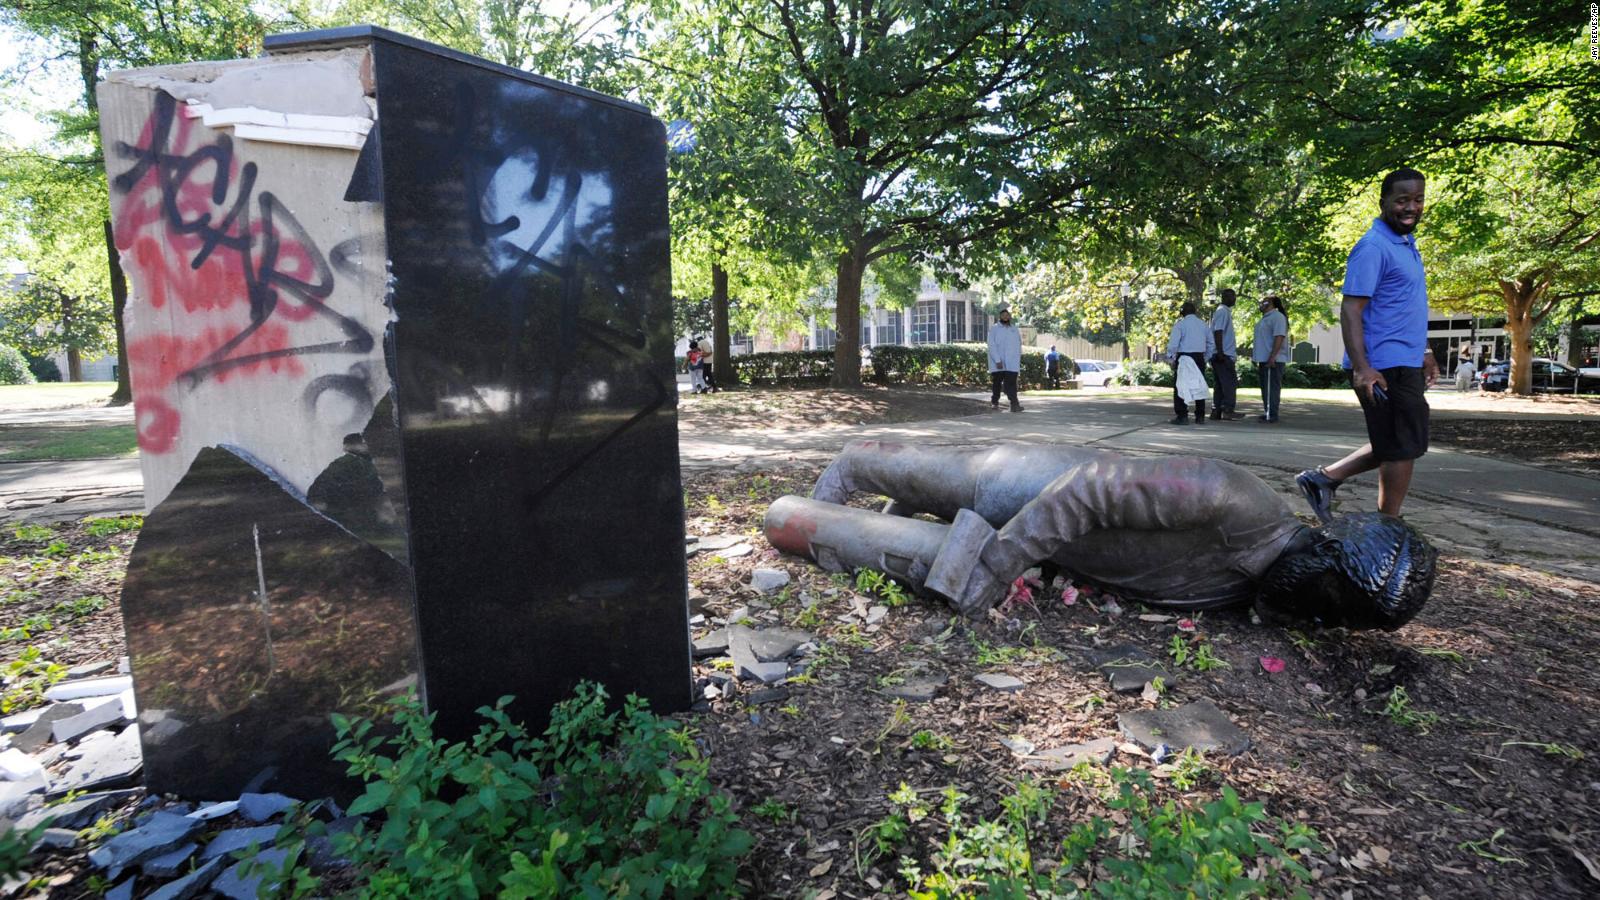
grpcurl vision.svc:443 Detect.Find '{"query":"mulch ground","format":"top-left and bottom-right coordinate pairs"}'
top-left (6, 391), bottom-right (1599, 897)
top-left (1430, 418), bottom-right (1600, 476)
top-left (683, 465), bottom-right (1600, 898)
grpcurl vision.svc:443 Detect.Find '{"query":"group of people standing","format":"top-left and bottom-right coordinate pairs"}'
top-left (1164, 290), bottom-right (1291, 425)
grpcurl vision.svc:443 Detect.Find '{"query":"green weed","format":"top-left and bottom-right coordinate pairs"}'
top-left (2, 647), bottom-right (66, 713)
top-left (1382, 686), bottom-right (1440, 733)
top-left (9, 524), bottom-right (53, 544)
top-left (83, 516), bottom-right (142, 537)
top-left (751, 798), bottom-right (796, 824)
top-left (241, 685), bottom-right (751, 896)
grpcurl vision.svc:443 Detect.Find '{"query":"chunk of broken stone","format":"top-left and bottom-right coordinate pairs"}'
top-left (13, 703), bottom-right (85, 753)
top-left (692, 629), bottom-right (729, 659)
top-left (51, 725), bottom-right (142, 794)
top-left (729, 625), bottom-right (813, 662)
top-left (210, 848), bottom-right (288, 899)
top-left (1087, 645), bottom-right (1168, 694)
top-left (142, 842), bottom-right (198, 878)
top-left (65, 660), bottom-right (115, 680)
top-left (201, 824), bottom-right (280, 859)
top-left (975, 673), bottom-right (1025, 693)
top-left (746, 686), bottom-right (791, 706)
top-left (147, 856), bottom-right (225, 900)
top-left (52, 693), bottom-right (132, 743)
top-left (186, 799), bottom-right (240, 822)
top-left (87, 811), bottom-right (201, 874)
top-left (237, 792), bottom-right (296, 823)
top-left (749, 568), bottom-right (791, 595)
top-left (16, 788), bottom-right (138, 831)
top-left (305, 816), bottom-right (361, 871)
top-left (885, 674), bottom-right (948, 703)
top-left (1117, 699), bottom-right (1250, 756)
top-left (693, 534), bottom-right (744, 552)
top-left (0, 748), bottom-right (45, 784)
top-left (0, 778), bottom-right (44, 819)
top-left (44, 675), bottom-right (132, 703)
top-left (35, 828), bottom-right (78, 850)
top-left (0, 708), bottom-right (45, 734)
top-left (1027, 737), bottom-right (1119, 771)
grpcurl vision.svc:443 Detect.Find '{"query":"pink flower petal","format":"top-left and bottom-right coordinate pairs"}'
top-left (1060, 585), bottom-right (1079, 607)
top-left (1259, 656), bottom-right (1286, 674)
top-left (1176, 618), bottom-right (1197, 633)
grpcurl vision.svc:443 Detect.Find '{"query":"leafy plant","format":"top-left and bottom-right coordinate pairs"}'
top-left (855, 568), bottom-right (911, 607)
top-left (1191, 643), bottom-right (1231, 672)
top-left (1501, 740), bottom-right (1583, 760)
top-left (53, 597), bottom-right (107, 620)
top-left (1167, 634), bottom-right (1190, 668)
top-left (750, 798), bottom-right (796, 824)
top-left (1167, 747), bottom-right (1210, 791)
top-left (246, 685), bottom-right (751, 898)
top-left (909, 730), bottom-right (954, 752)
top-left (895, 769), bottom-right (1322, 898)
top-left (9, 524), bottom-right (53, 544)
top-left (1457, 828), bottom-right (1526, 866)
top-left (2, 647), bottom-right (67, 713)
top-left (83, 516), bottom-right (143, 537)
top-left (1382, 686), bottom-right (1440, 732)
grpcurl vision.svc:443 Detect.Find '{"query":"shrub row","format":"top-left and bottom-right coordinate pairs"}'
top-left (0, 345), bottom-right (35, 385)
top-left (1117, 359), bottom-right (1349, 390)
top-left (729, 344), bottom-right (1072, 389)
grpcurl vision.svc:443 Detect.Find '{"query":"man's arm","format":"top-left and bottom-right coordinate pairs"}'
top-left (1269, 332), bottom-right (1285, 366)
top-left (1422, 348), bottom-right (1439, 386)
top-left (1340, 295), bottom-right (1386, 397)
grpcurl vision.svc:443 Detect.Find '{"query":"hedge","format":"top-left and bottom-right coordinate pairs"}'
top-left (729, 344), bottom-right (1071, 388)
top-left (0, 345), bottom-right (35, 385)
top-left (1115, 359), bottom-right (1350, 390)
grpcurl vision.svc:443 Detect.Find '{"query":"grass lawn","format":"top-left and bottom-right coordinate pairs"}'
top-left (0, 424), bottom-right (138, 461)
top-left (0, 382), bottom-right (118, 411)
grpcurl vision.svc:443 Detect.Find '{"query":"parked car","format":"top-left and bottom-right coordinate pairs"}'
top-left (1074, 359), bottom-right (1123, 387)
top-left (1478, 358), bottom-right (1600, 394)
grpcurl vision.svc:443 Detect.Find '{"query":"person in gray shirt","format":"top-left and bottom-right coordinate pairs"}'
top-left (1209, 289), bottom-right (1241, 419)
top-left (1251, 296), bottom-right (1290, 422)
top-left (987, 306), bottom-right (1024, 412)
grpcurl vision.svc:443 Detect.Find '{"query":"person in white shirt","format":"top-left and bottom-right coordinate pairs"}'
top-left (1455, 347), bottom-right (1476, 391)
top-left (1209, 289), bottom-right (1241, 420)
top-left (987, 306), bottom-right (1024, 412)
top-left (1251, 296), bottom-right (1290, 422)
top-left (1165, 302), bottom-right (1214, 425)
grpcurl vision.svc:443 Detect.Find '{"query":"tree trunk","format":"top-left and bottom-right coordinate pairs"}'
top-left (711, 259), bottom-right (734, 386)
top-left (1174, 266), bottom-right (1208, 306)
top-left (105, 221), bottom-right (133, 404)
top-left (1499, 277), bottom-right (1544, 396)
top-left (66, 347), bottom-right (83, 382)
top-left (830, 245), bottom-right (866, 388)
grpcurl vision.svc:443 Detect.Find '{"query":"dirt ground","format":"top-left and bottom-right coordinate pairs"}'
top-left (1430, 418), bottom-right (1600, 476)
top-left (679, 386), bottom-right (989, 430)
top-left (682, 466), bottom-right (1600, 898)
top-left (5, 388), bottom-right (1599, 896)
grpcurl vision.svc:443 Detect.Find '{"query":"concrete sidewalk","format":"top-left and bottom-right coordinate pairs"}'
top-left (8, 391), bottom-right (1599, 577)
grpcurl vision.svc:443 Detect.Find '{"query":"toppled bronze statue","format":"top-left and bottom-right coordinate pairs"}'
top-left (764, 441), bottom-right (1436, 630)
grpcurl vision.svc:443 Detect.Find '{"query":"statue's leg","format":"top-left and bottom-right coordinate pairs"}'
top-left (811, 440), bottom-right (991, 520)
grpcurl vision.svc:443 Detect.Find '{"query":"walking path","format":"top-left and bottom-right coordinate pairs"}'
top-left (6, 389), bottom-right (1598, 580)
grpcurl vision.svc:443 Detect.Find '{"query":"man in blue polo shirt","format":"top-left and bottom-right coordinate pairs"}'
top-left (1296, 168), bottom-right (1440, 520)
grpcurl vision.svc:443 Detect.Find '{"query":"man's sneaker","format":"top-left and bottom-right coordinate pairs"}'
top-left (1295, 467), bottom-right (1340, 523)
top-left (1169, 415), bottom-right (1189, 425)
top-left (1209, 409), bottom-right (1222, 420)
top-left (1193, 415), bottom-right (1205, 425)
top-left (1010, 403), bottom-right (1025, 412)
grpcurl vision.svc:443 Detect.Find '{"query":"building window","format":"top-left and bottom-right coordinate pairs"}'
top-left (972, 308), bottom-right (989, 341)
top-left (860, 322), bottom-right (872, 346)
top-left (877, 310), bottom-right (903, 345)
top-left (911, 300), bottom-right (939, 344)
top-left (731, 333), bottom-right (754, 355)
top-left (812, 323), bottom-right (837, 350)
top-left (946, 303), bottom-right (966, 344)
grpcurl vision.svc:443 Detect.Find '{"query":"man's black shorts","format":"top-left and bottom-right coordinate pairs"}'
top-left (1352, 365), bottom-right (1429, 461)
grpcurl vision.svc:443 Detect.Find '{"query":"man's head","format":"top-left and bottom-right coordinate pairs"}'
top-left (998, 306), bottom-right (1012, 324)
top-left (1257, 512), bottom-right (1437, 630)
top-left (1379, 167), bottom-right (1426, 236)
top-left (1180, 302), bottom-right (1197, 317)
top-left (1219, 289), bottom-right (1236, 307)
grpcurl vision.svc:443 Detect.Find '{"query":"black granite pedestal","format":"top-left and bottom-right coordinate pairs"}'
top-left (109, 27), bottom-right (689, 800)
